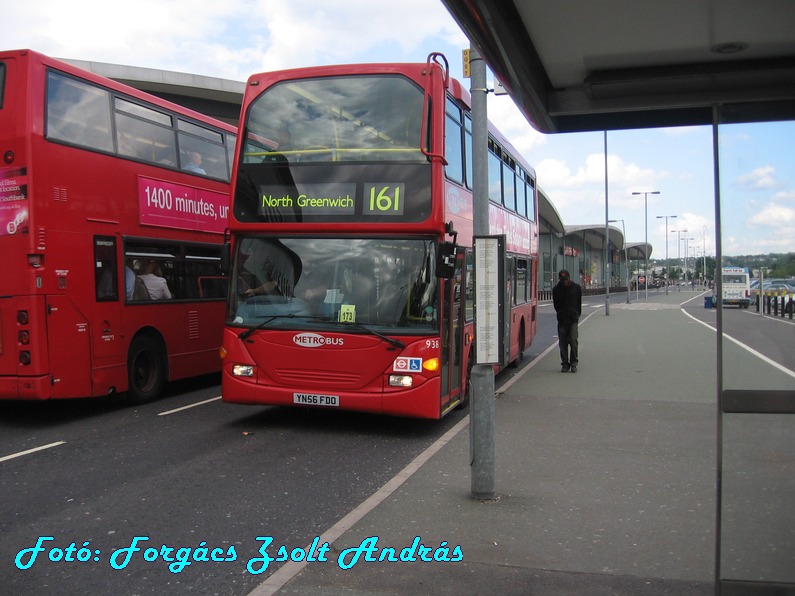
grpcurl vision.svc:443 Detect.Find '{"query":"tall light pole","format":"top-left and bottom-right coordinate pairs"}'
top-left (656, 215), bottom-right (677, 294)
top-left (671, 228), bottom-right (687, 291)
top-left (633, 191), bottom-right (660, 301)
top-left (683, 237), bottom-right (693, 282)
top-left (608, 219), bottom-right (630, 303)
top-left (701, 225), bottom-right (709, 286)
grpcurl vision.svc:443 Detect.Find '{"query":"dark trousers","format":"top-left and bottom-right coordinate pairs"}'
top-left (557, 321), bottom-right (579, 367)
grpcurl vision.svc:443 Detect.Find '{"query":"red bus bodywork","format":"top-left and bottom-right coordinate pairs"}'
top-left (0, 50), bottom-right (236, 402)
top-left (222, 56), bottom-right (538, 418)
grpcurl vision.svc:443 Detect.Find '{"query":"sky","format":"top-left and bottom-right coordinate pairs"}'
top-left (5, 0), bottom-right (794, 258)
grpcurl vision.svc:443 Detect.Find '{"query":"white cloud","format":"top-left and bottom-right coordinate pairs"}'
top-left (5, 0), bottom-right (467, 81)
top-left (736, 165), bottom-right (779, 191)
top-left (535, 158), bottom-right (576, 187)
top-left (748, 203), bottom-right (795, 227)
top-left (486, 98), bottom-right (546, 157)
top-left (536, 152), bottom-right (663, 192)
top-left (662, 126), bottom-right (701, 137)
top-left (248, 0), bottom-right (466, 74)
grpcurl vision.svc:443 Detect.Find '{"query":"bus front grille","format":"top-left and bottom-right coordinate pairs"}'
top-left (275, 369), bottom-right (362, 388)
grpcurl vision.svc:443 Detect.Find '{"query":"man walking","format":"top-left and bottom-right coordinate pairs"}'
top-left (552, 269), bottom-right (582, 372)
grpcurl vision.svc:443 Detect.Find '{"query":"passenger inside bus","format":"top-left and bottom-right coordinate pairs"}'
top-left (125, 259), bottom-right (136, 300)
top-left (183, 151), bottom-right (206, 174)
top-left (138, 261), bottom-right (172, 300)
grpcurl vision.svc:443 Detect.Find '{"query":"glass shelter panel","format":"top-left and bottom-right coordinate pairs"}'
top-left (718, 118), bottom-right (795, 589)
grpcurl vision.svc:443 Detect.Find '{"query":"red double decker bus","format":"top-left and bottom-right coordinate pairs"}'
top-left (0, 49), bottom-right (237, 403)
top-left (221, 54), bottom-right (538, 418)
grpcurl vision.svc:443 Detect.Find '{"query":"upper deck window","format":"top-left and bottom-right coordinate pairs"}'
top-left (0, 62), bottom-right (6, 109)
top-left (244, 75), bottom-right (425, 164)
top-left (46, 71), bottom-right (113, 153)
top-left (115, 97), bottom-right (177, 164)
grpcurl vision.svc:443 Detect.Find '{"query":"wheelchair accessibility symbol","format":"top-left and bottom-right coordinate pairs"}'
top-left (393, 357), bottom-right (422, 372)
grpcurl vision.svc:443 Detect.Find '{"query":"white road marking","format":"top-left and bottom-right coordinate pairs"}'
top-left (0, 441), bottom-right (66, 463)
top-left (157, 396), bottom-right (222, 416)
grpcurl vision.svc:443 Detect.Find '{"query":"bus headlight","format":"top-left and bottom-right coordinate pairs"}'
top-left (389, 374), bottom-right (413, 387)
top-left (232, 364), bottom-right (255, 377)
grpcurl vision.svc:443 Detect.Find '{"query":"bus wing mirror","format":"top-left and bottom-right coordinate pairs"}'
top-left (220, 243), bottom-right (231, 275)
top-left (436, 242), bottom-right (456, 279)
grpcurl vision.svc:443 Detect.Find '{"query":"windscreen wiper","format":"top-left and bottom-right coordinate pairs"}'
top-left (238, 316), bottom-right (405, 350)
top-left (336, 321), bottom-right (406, 350)
top-left (237, 314), bottom-right (325, 341)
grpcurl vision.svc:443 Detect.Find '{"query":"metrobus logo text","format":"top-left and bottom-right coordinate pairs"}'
top-left (293, 333), bottom-right (344, 348)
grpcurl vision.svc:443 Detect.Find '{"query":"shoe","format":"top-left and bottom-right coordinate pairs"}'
top-left (570, 365), bottom-right (577, 373)
top-left (561, 365), bottom-right (570, 373)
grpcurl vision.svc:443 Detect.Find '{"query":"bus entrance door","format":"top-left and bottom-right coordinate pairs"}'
top-left (45, 295), bottom-right (92, 398)
top-left (440, 251), bottom-right (464, 411)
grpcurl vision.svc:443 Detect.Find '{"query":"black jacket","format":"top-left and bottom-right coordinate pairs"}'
top-left (552, 280), bottom-right (582, 324)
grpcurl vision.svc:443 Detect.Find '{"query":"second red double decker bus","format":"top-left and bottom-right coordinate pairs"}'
top-left (221, 54), bottom-right (538, 418)
top-left (0, 49), bottom-right (236, 404)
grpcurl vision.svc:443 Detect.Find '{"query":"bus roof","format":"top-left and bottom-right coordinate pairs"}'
top-left (1, 48), bottom-right (236, 134)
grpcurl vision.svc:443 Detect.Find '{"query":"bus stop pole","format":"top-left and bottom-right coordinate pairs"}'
top-left (469, 46), bottom-right (496, 500)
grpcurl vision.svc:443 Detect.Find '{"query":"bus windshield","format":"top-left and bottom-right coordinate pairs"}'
top-left (243, 75), bottom-right (426, 164)
top-left (723, 274), bottom-right (747, 284)
top-left (230, 237), bottom-right (438, 333)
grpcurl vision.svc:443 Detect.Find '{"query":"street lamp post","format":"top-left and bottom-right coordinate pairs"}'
top-left (671, 228), bottom-right (687, 291)
top-left (632, 191), bottom-right (660, 301)
top-left (656, 215), bottom-right (677, 294)
top-left (608, 219), bottom-right (630, 303)
top-left (703, 244), bottom-right (708, 287)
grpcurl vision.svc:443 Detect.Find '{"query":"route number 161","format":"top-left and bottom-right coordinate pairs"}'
top-left (365, 183), bottom-right (405, 215)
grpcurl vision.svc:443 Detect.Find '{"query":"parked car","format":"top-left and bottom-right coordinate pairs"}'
top-left (765, 282), bottom-right (795, 293)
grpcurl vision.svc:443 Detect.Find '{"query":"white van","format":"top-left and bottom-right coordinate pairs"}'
top-left (722, 267), bottom-right (751, 308)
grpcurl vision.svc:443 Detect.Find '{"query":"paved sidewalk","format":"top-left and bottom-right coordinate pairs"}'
top-left (257, 292), bottom-right (719, 595)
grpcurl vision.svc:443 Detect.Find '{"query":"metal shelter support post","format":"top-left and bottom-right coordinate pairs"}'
top-left (469, 45), bottom-right (495, 500)
top-left (604, 131), bottom-right (610, 316)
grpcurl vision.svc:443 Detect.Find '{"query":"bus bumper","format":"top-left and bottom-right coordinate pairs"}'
top-left (0, 375), bottom-right (53, 400)
top-left (221, 368), bottom-right (443, 419)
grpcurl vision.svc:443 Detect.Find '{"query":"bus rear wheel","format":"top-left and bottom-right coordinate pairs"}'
top-left (127, 335), bottom-right (166, 404)
top-left (457, 349), bottom-right (473, 410)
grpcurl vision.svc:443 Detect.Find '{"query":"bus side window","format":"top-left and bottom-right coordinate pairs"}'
top-left (178, 119), bottom-right (229, 181)
top-left (94, 236), bottom-right (119, 301)
top-left (115, 97), bottom-right (177, 165)
top-left (46, 71), bottom-right (114, 153)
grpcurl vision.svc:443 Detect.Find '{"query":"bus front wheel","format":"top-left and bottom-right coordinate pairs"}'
top-left (127, 335), bottom-right (166, 404)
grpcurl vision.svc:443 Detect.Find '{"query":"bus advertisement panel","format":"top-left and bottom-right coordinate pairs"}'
top-left (0, 49), bottom-right (236, 403)
top-left (221, 55), bottom-right (538, 419)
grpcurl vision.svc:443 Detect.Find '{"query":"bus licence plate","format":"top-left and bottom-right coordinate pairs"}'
top-left (293, 393), bottom-right (339, 407)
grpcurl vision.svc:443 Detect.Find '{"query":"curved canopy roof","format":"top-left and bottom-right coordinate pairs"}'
top-left (441, 0), bottom-right (795, 133)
